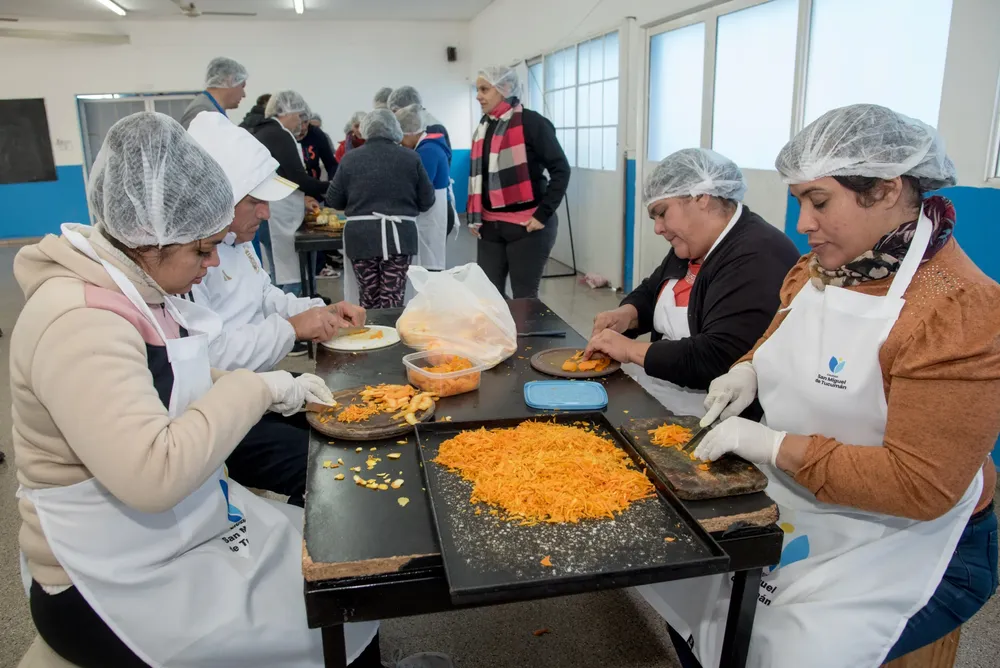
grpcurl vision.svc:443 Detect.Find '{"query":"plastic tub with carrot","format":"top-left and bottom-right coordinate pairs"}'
top-left (402, 350), bottom-right (488, 397)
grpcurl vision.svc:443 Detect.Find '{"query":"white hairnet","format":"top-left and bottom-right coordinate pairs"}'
top-left (204, 57), bottom-right (248, 88)
top-left (343, 111), bottom-right (366, 135)
top-left (395, 104), bottom-right (427, 135)
top-left (775, 104), bottom-right (956, 191)
top-left (309, 113), bottom-right (322, 125)
top-left (265, 90), bottom-right (309, 118)
top-left (387, 86), bottom-right (422, 112)
top-left (373, 87), bottom-right (393, 109)
top-left (361, 109), bottom-right (403, 143)
top-left (643, 148), bottom-right (747, 205)
top-left (478, 66), bottom-right (521, 100)
top-left (88, 112), bottom-right (234, 248)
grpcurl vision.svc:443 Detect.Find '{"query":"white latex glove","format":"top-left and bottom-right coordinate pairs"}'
top-left (693, 417), bottom-right (786, 467)
top-left (296, 373), bottom-right (335, 407)
top-left (258, 371), bottom-right (305, 416)
top-left (701, 362), bottom-right (758, 427)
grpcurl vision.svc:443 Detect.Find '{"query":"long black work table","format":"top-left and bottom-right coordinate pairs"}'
top-left (303, 298), bottom-right (782, 668)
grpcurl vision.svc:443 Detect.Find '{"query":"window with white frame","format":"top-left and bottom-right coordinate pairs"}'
top-left (647, 22), bottom-right (706, 162)
top-left (541, 31), bottom-right (620, 171)
top-left (526, 60), bottom-right (544, 112)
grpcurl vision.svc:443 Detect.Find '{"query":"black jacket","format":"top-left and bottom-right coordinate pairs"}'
top-left (301, 125), bottom-right (337, 180)
top-left (239, 104), bottom-right (266, 130)
top-left (621, 206), bottom-right (801, 391)
top-left (480, 106), bottom-right (570, 225)
top-left (248, 118), bottom-right (328, 199)
top-left (325, 137), bottom-right (435, 261)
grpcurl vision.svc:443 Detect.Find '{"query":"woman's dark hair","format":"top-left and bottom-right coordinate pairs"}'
top-left (256, 93), bottom-right (271, 107)
top-left (833, 175), bottom-right (924, 211)
top-left (100, 227), bottom-right (178, 267)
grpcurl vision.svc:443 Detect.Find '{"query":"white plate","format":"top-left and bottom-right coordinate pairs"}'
top-left (319, 325), bottom-right (400, 352)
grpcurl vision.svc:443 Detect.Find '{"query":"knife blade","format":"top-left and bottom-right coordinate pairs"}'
top-left (517, 330), bottom-right (567, 337)
top-left (338, 326), bottom-right (371, 337)
top-left (682, 421), bottom-right (716, 455)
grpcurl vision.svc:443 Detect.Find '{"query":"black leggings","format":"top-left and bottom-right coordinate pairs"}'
top-left (477, 215), bottom-right (558, 299)
top-left (226, 412), bottom-right (310, 507)
top-left (30, 581), bottom-right (382, 667)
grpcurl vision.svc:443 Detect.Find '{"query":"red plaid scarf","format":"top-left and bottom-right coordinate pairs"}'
top-left (467, 100), bottom-right (534, 225)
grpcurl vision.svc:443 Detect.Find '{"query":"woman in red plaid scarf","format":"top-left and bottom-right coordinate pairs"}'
top-left (468, 66), bottom-right (570, 299)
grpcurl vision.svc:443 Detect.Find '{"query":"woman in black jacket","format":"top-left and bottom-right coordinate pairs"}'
top-left (585, 148), bottom-right (800, 417)
top-left (468, 66), bottom-right (570, 299)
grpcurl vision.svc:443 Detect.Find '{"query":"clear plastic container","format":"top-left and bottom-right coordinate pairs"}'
top-left (402, 350), bottom-right (488, 397)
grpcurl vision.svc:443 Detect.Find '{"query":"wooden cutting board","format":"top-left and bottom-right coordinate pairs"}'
top-left (529, 347), bottom-right (621, 379)
top-left (620, 417), bottom-right (768, 501)
top-left (306, 386), bottom-right (435, 442)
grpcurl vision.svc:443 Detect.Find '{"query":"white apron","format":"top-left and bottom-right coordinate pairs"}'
top-left (22, 225), bottom-right (377, 667)
top-left (343, 212), bottom-right (417, 305)
top-left (269, 122), bottom-right (309, 286)
top-left (639, 210), bottom-right (983, 668)
top-left (412, 134), bottom-right (449, 271)
top-left (622, 278), bottom-right (707, 418)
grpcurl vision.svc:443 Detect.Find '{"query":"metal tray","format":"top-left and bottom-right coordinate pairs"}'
top-left (415, 412), bottom-right (729, 605)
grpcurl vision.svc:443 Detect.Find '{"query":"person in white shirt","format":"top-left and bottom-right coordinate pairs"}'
top-left (186, 111), bottom-right (364, 367)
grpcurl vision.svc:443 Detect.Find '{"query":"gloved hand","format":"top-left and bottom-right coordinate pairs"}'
top-left (259, 371), bottom-right (305, 416)
top-left (701, 362), bottom-right (758, 427)
top-left (693, 417), bottom-right (786, 467)
top-left (296, 373), bottom-right (335, 407)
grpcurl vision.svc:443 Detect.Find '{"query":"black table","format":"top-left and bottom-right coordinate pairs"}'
top-left (295, 226), bottom-right (343, 299)
top-left (304, 299), bottom-right (782, 668)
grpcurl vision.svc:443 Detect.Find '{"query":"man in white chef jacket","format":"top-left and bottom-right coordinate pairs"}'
top-left (186, 111), bottom-right (365, 370)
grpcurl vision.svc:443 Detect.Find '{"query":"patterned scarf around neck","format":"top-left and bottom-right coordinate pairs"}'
top-left (809, 195), bottom-right (955, 288)
top-left (466, 99), bottom-right (534, 226)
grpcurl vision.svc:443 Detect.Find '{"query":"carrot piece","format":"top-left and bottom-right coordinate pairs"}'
top-left (561, 360), bottom-right (579, 372)
top-left (648, 424), bottom-right (694, 448)
top-left (540, 555), bottom-right (553, 567)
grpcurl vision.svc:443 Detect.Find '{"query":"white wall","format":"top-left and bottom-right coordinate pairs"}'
top-left (0, 19), bottom-right (474, 168)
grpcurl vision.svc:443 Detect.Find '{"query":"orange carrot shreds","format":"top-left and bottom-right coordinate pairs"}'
top-left (423, 355), bottom-right (474, 374)
top-left (434, 422), bottom-right (655, 525)
top-left (648, 424), bottom-right (693, 448)
top-left (576, 357), bottom-right (610, 372)
top-left (337, 401), bottom-right (381, 423)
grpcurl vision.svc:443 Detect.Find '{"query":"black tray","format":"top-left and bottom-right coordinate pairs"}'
top-left (415, 412), bottom-right (729, 605)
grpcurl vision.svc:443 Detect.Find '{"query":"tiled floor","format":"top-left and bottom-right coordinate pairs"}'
top-left (0, 233), bottom-right (997, 668)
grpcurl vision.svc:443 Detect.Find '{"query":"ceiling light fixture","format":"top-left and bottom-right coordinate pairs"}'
top-left (293, 0), bottom-right (304, 15)
top-left (95, 0), bottom-right (127, 17)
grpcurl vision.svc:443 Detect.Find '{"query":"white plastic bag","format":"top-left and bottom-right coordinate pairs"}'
top-left (397, 264), bottom-right (517, 368)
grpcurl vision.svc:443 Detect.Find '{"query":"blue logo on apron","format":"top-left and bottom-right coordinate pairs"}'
top-left (218, 479), bottom-right (244, 523)
top-left (828, 357), bottom-right (846, 374)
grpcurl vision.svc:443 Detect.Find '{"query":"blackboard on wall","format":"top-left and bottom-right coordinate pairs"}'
top-left (0, 98), bottom-right (57, 185)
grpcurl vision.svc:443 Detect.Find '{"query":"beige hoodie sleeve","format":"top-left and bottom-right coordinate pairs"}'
top-left (31, 307), bottom-right (273, 513)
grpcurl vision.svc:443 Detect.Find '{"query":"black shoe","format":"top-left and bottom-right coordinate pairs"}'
top-left (288, 342), bottom-right (309, 357)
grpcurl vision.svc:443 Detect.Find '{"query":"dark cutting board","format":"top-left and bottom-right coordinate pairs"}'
top-left (306, 385), bottom-right (435, 442)
top-left (620, 417), bottom-right (768, 501)
top-left (529, 347), bottom-right (621, 379)
top-left (415, 413), bottom-right (728, 605)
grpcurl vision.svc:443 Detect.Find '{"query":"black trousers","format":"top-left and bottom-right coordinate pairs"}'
top-left (477, 214), bottom-right (558, 299)
top-left (31, 581), bottom-right (382, 667)
top-left (226, 411), bottom-right (310, 507)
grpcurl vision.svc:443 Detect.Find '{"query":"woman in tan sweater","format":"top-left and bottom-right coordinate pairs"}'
top-left (642, 104), bottom-right (999, 668)
top-left (11, 112), bottom-right (379, 667)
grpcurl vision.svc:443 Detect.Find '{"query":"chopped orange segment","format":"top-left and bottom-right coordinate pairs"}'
top-left (540, 555), bottom-right (553, 567)
top-left (697, 463), bottom-right (711, 471)
top-left (648, 424), bottom-right (693, 448)
top-left (561, 360), bottom-right (578, 372)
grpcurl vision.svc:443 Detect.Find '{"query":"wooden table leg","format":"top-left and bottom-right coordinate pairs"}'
top-left (321, 625), bottom-right (348, 668)
top-left (719, 568), bottom-right (762, 668)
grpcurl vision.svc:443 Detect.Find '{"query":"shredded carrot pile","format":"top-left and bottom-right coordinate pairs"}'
top-left (434, 421), bottom-right (655, 524)
top-left (337, 402), bottom-right (381, 423)
top-left (648, 424), bottom-right (693, 449)
top-left (424, 355), bottom-right (474, 374)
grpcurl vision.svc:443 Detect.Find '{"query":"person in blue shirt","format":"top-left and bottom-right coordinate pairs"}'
top-left (396, 104), bottom-right (452, 270)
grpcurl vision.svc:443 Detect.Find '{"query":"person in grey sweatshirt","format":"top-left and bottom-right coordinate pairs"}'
top-left (325, 109), bottom-right (435, 308)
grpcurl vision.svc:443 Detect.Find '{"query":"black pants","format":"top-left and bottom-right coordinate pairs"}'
top-left (31, 581), bottom-right (382, 667)
top-left (477, 214), bottom-right (558, 299)
top-left (226, 412), bottom-right (309, 507)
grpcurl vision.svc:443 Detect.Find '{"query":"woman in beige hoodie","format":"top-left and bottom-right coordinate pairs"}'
top-left (10, 112), bottom-right (379, 668)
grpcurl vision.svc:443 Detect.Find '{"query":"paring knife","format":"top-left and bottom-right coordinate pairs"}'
top-left (339, 326), bottom-right (371, 336)
top-left (517, 330), bottom-right (567, 337)
top-left (682, 421), bottom-right (717, 455)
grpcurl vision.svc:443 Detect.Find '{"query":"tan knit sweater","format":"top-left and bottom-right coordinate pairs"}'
top-left (11, 227), bottom-right (273, 587)
top-left (740, 238), bottom-right (998, 519)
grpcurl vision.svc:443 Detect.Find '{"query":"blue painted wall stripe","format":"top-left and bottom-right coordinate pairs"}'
top-left (785, 185), bottom-right (1000, 469)
top-left (624, 158), bottom-right (636, 293)
top-left (450, 149), bottom-right (470, 214)
top-left (0, 165), bottom-right (90, 239)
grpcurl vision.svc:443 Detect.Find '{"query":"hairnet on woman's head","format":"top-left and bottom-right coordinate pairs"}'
top-left (478, 66), bottom-right (522, 100)
top-left (395, 104), bottom-right (427, 135)
top-left (343, 111), bottom-right (366, 135)
top-left (775, 103), bottom-right (956, 191)
top-left (88, 112), bottom-right (234, 248)
top-left (373, 87), bottom-right (393, 109)
top-left (387, 86), bottom-right (423, 112)
top-left (204, 57), bottom-right (248, 88)
top-left (361, 109), bottom-right (404, 143)
top-left (643, 148), bottom-right (747, 205)
top-left (264, 90), bottom-right (309, 118)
